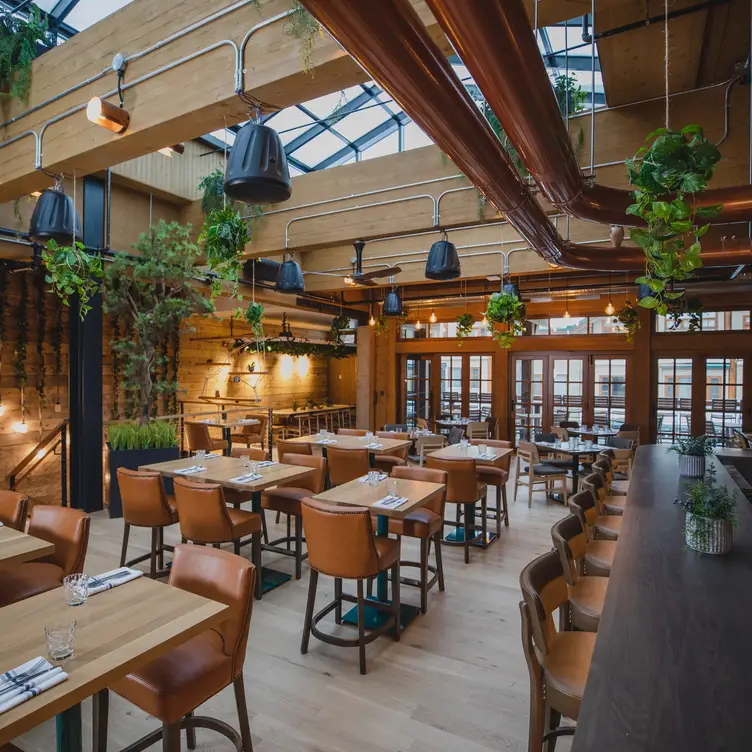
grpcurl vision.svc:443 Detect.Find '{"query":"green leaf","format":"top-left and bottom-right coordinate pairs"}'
top-left (648, 279), bottom-right (665, 292)
top-left (670, 220), bottom-right (693, 233)
top-left (695, 223), bottom-right (710, 237)
top-left (639, 296), bottom-right (659, 309)
top-left (680, 172), bottom-right (705, 193)
top-left (680, 124), bottom-right (703, 136)
top-left (645, 127), bottom-right (668, 140)
top-left (694, 204), bottom-right (723, 218)
top-left (625, 203), bottom-right (643, 216)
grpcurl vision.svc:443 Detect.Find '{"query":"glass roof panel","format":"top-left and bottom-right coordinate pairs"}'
top-left (360, 131), bottom-right (399, 161)
top-left (290, 130), bottom-right (347, 165)
top-left (303, 86), bottom-right (363, 118)
top-left (334, 108), bottom-right (391, 142)
top-left (64, 0), bottom-right (135, 31)
top-left (32, 0), bottom-right (58, 11)
top-left (403, 121), bottom-right (433, 151)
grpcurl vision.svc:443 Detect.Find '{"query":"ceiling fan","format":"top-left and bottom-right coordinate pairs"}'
top-left (344, 240), bottom-right (402, 287)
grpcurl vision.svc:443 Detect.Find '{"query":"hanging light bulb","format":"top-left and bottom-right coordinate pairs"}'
top-left (415, 319), bottom-right (423, 330)
top-left (0, 401), bottom-right (5, 417)
top-left (429, 310), bottom-right (437, 324)
top-left (12, 420), bottom-right (28, 434)
top-left (605, 300), bottom-right (615, 316)
top-left (563, 306), bottom-right (571, 320)
top-left (369, 314), bottom-right (376, 326)
top-left (481, 313), bottom-right (488, 327)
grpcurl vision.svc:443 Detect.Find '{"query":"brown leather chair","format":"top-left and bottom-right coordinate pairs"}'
top-left (426, 456), bottom-right (487, 563)
top-left (98, 545), bottom-right (256, 752)
top-left (337, 428), bottom-right (367, 436)
top-left (581, 473), bottom-right (622, 539)
top-left (231, 413), bottom-right (268, 450)
top-left (327, 446), bottom-right (370, 486)
top-left (389, 466), bottom-right (447, 613)
top-left (229, 446), bottom-right (269, 461)
top-left (173, 477), bottom-right (263, 599)
top-left (276, 439), bottom-right (312, 462)
top-left (0, 505), bottom-right (90, 607)
top-left (184, 422), bottom-right (227, 454)
top-left (117, 468), bottom-right (178, 579)
top-left (261, 454), bottom-right (326, 579)
top-left (567, 490), bottom-right (617, 577)
top-left (372, 431), bottom-right (409, 474)
top-left (520, 551), bottom-right (595, 750)
top-left (551, 514), bottom-right (609, 632)
top-left (300, 498), bottom-right (401, 675)
top-left (0, 490), bottom-right (28, 530)
top-left (470, 439), bottom-right (512, 535)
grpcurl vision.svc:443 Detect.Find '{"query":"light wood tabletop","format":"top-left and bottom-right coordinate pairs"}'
top-left (428, 444), bottom-right (513, 466)
top-left (140, 455), bottom-right (315, 492)
top-left (312, 476), bottom-right (445, 519)
top-left (289, 434), bottom-right (410, 454)
top-left (273, 404), bottom-right (352, 417)
top-left (0, 576), bottom-right (227, 745)
top-left (0, 527), bottom-right (55, 568)
top-left (188, 417), bottom-right (260, 428)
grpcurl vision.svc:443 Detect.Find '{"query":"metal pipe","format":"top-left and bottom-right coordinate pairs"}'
top-left (589, 0), bottom-right (596, 176)
top-left (237, 9), bottom-right (298, 92)
top-left (435, 185), bottom-right (479, 224)
top-left (715, 76), bottom-right (739, 146)
top-left (0, 129), bottom-right (39, 156)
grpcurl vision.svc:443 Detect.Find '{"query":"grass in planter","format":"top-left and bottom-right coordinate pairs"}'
top-left (108, 421), bottom-right (177, 451)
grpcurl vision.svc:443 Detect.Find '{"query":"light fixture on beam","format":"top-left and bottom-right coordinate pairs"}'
top-left (87, 97), bottom-right (130, 133)
top-left (158, 143), bottom-right (185, 157)
top-left (429, 310), bottom-right (437, 324)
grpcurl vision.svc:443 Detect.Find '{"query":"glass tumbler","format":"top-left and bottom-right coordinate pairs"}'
top-left (45, 619), bottom-right (76, 661)
top-left (63, 573), bottom-right (89, 607)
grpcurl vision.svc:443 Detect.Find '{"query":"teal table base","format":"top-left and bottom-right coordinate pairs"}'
top-left (342, 597), bottom-right (422, 631)
top-left (261, 567), bottom-right (291, 593)
top-left (56, 704), bottom-right (82, 752)
top-left (444, 528), bottom-right (497, 547)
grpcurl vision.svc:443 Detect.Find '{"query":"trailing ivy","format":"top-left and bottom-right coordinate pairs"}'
top-left (374, 315), bottom-right (389, 337)
top-left (15, 272), bottom-right (28, 390)
top-left (614, 302), bottom-right (640, 342)
top-left (330, 314), bottom-right (350, 345)
top-left (35, 268), bottom-right (46, 407)
top-left (244, 301), bottom-right (265, 339)
top-left (456, 313), bottom-right (474, 346)
top-left (43, 240), bottom-right (104, 319)
top-left (198, 206), bottom-right (251, 299)
top-left (485, 291), bottom-right (526, 348)
top-left (240, 338), bottom-right (354, 359)
top-left (197, 169), bottom-right (225, 214)
top-left (285, 0), bottom-right (320, 74)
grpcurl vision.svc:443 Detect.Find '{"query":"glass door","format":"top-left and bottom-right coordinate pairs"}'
top-left (593, 358), bottom-right (626, 429)
top-left (468, 355), bottom-right (493, 420)
top-left (656, 358), bottom-right (693, 443)
top-left (513, 357), bottom-right (545, 441)
top-left (404, 356), bottom-right (432, 427)
top-left (705, 357), bottom-right (743, 445)
top-left (439, 355), bottom-right (463, 419)
top-left (552, 357), bottom-right (585, 428)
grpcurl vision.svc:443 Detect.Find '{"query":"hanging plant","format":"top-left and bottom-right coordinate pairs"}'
top-left (244, 301), bottom-right (265, 339)
top-left (198, 207), bottom-right (251, 298)
top-left (15, 273), bottom-right (28, 391)
top-left (111, 315), bottom-right (121, 420)
top-left (35, 269), bottom-right (46, 407)
top-left (614, 302), bottom-right (640, 342)
top-left (197, 169), bottom-right (225, 214)
top-left (330, 314), bottom-right (350, 344)
top-left (242, 338), bottom-right (354, 359)
top-left (485, 291), bottom-right (526, 348)
top-left (626, 125), bottom-right (722, 314)
top-left (456, 313), bottom-right (474, 346)
top-left (285, 0), bottom-right (320, 74)
top-left (42, 240), bottom-right (104, 319)
top-left (374, 314), bottom-right (389, 336)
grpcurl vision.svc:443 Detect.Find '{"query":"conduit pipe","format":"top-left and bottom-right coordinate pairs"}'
top-left (426, 0), bottom-right (752, 226)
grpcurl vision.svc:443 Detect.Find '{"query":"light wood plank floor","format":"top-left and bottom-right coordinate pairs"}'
top-left (15, 471), bottom-right (571, 752)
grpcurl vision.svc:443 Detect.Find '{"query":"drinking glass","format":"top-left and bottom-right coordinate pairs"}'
top-left (388, 478), bottom-right (399, 498)
top-left (240, 454), bottom-right (251, 470)
top-left (45, 620), bottom-right (76, 661)
top-left (63, 573), bottom-right (89, 607)
top-left (367, 471), bottom-right (380, 486)
top-left (479, 444), bottom-right (488, 457)
top-left (250, 460), bottom-right (259, 476)
top-left (194, 449), bottom-right (206, 463)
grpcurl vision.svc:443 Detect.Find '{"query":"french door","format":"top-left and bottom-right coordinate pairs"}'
top-left (404, 356), bottom-right (432, 425)
top-left (513, 356), bottom-right (545, 442)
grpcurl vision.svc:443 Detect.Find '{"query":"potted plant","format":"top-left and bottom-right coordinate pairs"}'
top-left (292, 399), bottom-right (299, 412)
top-left (244, 301), bottom-right (264, 339)
top-left (198, 206), bottom-right (250, 298)
top-left (330, 314), bottom-right (350, 344)
top-left (456, 312), bottom-right (474, 346)
top-left (614, 301), bottom-right (640, 342)
top-left (669, 434), bottom-right (716, 477)
top-left (674, 466), bottom-right (736, 554)
top-left (42, 240), bottom-right (104, 319)
top-left (374, 314), bottom-right (389, 336)
top-left (485, 290), bottom-right (526, 348)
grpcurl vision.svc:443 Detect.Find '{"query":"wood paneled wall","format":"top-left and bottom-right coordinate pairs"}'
top-left (329, 356), bottom-right (357, 407)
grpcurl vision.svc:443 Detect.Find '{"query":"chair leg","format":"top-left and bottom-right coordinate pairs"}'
top-left (334, 577), bottom-right (343, 623)
top-left (514, 474), bottom-right (520, 501)
top-left (419, 538), bottom-right (429, 614)
top-left (234, 538), bottom-right (241, 556)
top-left (528, 475), bottom-right (534, 508)
top-left (495, 484), bottom-right (502, 536)
top-left (251, 532), bottom-right (263, 600)
top-left (150, 528), bottom-right (158, 579)
top-left (301, 569), bottom-right (318, 654)
top-left (433, 532), bottom-right (445, 591)
top-left (185, 711), bottom-right (196, 750)
top-left (286, 514), bottom-right (292, 551)
top-left (545, 706), bottom-right (562, 752)
top-left (261, 509), bottom-right (269, 545)
top-left (391, 559), bottom-right (401, 640)
top-left (502, 485), bottom-right (510, 527)
top-left (481, 495), bottom-right (488, 547)
top-left (162, 722), bottom-right (181, 752)
top-left (92, 688), bottom-right (108, 752)
top-left (119, 523), bottom-right (130, 568)
top-left (528, 681), bottom-right (546, 752)
top-left (294, 514), bottom-right (303, 580)
top-left (463, 503), bottom-right (470, 564)
top-left (234, 674), bottom-right (254, 752)
top-left (357, 580), bottom-right (367, 675)
top-left (157, 527), bottom-right (164, 571)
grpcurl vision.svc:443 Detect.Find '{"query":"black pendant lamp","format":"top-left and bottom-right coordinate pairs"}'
top-left (383, 289), bottom-right (403, 316)
top-left (275, 254), bottom-right (304, 294)
top-left (425, 230), bottom-right (460, 280)
top-left (28, 188), bottom-right (82, 245)
top-left (637, 283), bottom-right (653, 300)
top-left (224, 121), bottom-right (292, 205)
top-left (502, 281), bottom-right (520, 298)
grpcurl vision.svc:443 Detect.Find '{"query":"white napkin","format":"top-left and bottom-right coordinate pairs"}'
top-left (477, 452), bottom-right (497, 459)
top-left (316, 438), bottom-right (337, 444)
top-left (228, 473), bottom-right (263, 484)
top-left (202, 452), bottom-right (221, 460)
top-left (0, 658), bottom-right (68, 715)
top-left (365, 443), bottom-right (384, 449)
top-left (174, 465), bottom-right (206, 475)
top-left (373, 496), bottom-right (408, 509)
top-left (88, 567), bottom-right (143, 596)
top-left (358, 473), bottom-right (388, 483)
top-left (238, 419), bottom-right (257, 424)
top-left (256, 461), bottom-right (277, 468)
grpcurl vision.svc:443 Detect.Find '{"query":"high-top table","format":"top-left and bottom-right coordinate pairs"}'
top-left (0, 527), bottom-right (54, 567)
top-left (288, 434), bottom-right (410, 465)
top-left (191, 416), bottom-right (260, 455)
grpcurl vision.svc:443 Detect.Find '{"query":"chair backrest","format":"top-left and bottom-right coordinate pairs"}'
top-left (116, 468), bottom-right (174, 528)
top-left (519, 600), bottom-right (544, 713)
top-left (535, 432), bottom-right (558, 443)
top-left (466, 421), bottom-right (489, 439)
top-left (416, 417), bottom-right (429, 430)
top-left (447, 426), bottom-right (465, 445)
top-left (29, 505), bottom-right (90, 576)
top-left (550, 426), bottom-right (568, 441)
top-left (426, 457), bottom-right (480, 503)
top-left (301, 498), bottom-right (381, 578)
top-left (376, 431), bottom-right (410, 461)
top-left (519, 550), bottom-right (567, 656)
top-left (238, 413), bottom-right (267, 437)
top-left (173, 477), bottom-right (233, 543)
top-left (169, 544), bottom-right (255, 678)
top-left (416, 435), bottom-right (446, 465)
top-left (184, 422), bottom-right (214, 452)
top-left (384, 423), bottom-right (408, 432)
top-left (470, 438), bottom-right (513, 471)
top-left (517, 441), bottom-right (540, 466)
top-left (278, 454), bottom-right (327, 494)
top-left (338, 428), bottom-right (367, 436)
top-left (568, 489), bottom-right (598, 540)
top-left (0, 490), bottom-right (28, 530)
top-left (619, 423), bottom-right (640, 432)
top-left (485, 416), bottom-right (498, 438)
top-left (607, 436), bottom-right (633, 450)
top-left (551, 513), bottom-right (589, 585)
top-left (593, 458), bottom-right (613, 485)
top-left (327, 447), bottom-right (370, 486)
top-left (392, 465), bottom-right (448, 516)
top-left (276, 440), bottom-right (311, 462)
top-left (230, 446), bottom-right (270, 461)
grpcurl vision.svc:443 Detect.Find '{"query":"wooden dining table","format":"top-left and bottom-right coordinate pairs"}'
top-left (0, 577), bottom-right (227, 752)
top-left (533, 439), bottom-right (607, 493)
top-left (190, 416), bottom-right (260, 455)
top-left (0, 526), bottom-right (54, 567)
top-left (288, 434), bottom-right (411, 464)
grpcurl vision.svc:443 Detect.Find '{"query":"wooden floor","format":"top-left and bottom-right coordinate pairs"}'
top-left (14, 469), bottom-right (571, 752)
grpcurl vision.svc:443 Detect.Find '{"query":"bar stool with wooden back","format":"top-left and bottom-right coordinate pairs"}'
top-left (519, 550), bottom-right (595, 750)
top-left (426, 456), bottom-right (487, 563)
top-left (388, 465), bottom-right (447, 613)
top-left (566, 490), bottom-right (617, 576)
top-left (338, 428), bottom-right (367, 436)
top-left (173, 477), bottom-right (263, 599)
top-left (261, 453), bottom-right (326, 579)
top-left (514, 441), bottom-right (569, 508)
top-left (372, 431), bottom-right (409, 474)
top-left (300, 498), bottom-right (401, 674)
top-left (596, 449), bottom-right (630, 494)
top-left (276, 439), bottom-right (312, 463)
top-left (184, 422), bottom-right (227, 454)
top-left (0, 506), bottom-right (90, 607)
top-left (230, 413), bottom-right (268, 450)
top-left (0, 489), bottom-right (28, 530)
top-left (586, 464), bottom-right (627, 518)
top-left (580, 472), bottom-right (622, 540)
top-left (98, 545), bottom-right (257, 752)
top-left (470, 439), bottom-right (512, 535)
top-left (466, 421), bottom-right (489, 440)
top-left (117, 468), bottom-right (179, 579)
top-left (327, 446), bottom-right (370, 486)
top-left (550, 514), bottom-right (609, 632)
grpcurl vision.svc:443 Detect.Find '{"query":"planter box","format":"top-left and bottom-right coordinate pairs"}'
top-left (679, 454), bottom-right (706, 478)
top-left (685, 512), bottom-right (733, 555)
top-left (108, 445), bottom-right (179, 519)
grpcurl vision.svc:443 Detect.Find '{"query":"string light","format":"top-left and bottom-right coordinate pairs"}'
top-left (415, 319), bottom-right (422, 331)
top-left (563, 304), bottom-right (571, 320)
top-left (12, 421), bottom-right (28, 434)
top-left (481, 313), bottom-right (488, 327)
top-left (429, 310), bottom-right (437, 324)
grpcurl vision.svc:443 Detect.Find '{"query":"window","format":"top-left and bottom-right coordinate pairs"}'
top-left (589, 317), bottom-right (622, 334)
top-left (705, 358), bottom-right (743, 446)
top-left (439, 356), bottom-right (463, 418)
top-left (400, 323), bottom-right (426, 339)
top-left (468, 356), bottom-right (493, 421)
top-left (404, 357), bottom-right (431, 426)
top-left (524, 316), bottom-right (622, 335)
top-left (656, 359), bottom-right (693, 443)
top-left (526, 319), bottom-right (550, 335)
top-left (656, 310), bottom-right (751, 332)
top-left (593, 359), bottom-right (626, 429)
top-left (549, 317), bottom-right (588, 335)
top-left (552, 358), bottom-right (584, 426)
top-left (514, 358), bottom-right (545, 442)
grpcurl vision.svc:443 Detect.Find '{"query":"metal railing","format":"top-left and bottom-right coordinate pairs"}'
top-left (8, 420), bottom-right (68, 506)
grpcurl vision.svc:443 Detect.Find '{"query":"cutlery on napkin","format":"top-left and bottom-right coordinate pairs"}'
top-left (0, 658), bottom-right (68, 715)
top-left (228, 473), bottom-right (262, 484)
top-left (175, 465), bottom-right (206, 475)
top-left (373, 496), bottom-right (408, 509)
top-left (88, 567), bottom-right (143, 595)
top-left (358, 473), bottom-right (388, 483)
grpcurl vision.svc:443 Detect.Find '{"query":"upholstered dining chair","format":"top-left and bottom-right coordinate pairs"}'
top-left (0, 505), bottom-right (90, 607)
top-left (337, 427), bottom-right (368, 436)
top-left (276, 439), bottom-right (312, 462)
top-left (300, 498), bottom-right (401, 674)
top-left (230, 413), bottom-right (268, 450)
top-left (97, 545), bottom-right (256, 752)
top-left (372, 431), bottom-right (409, 474)
top-left (566, 490), bottom-right (617, 576)
top-left (229, 446), bottom-right (270, 461)
top-left (0, 489), bottom-right (28, 530)
top-left (514, 442), bottom-right (569, 508)
top-left (326, 446), bottom-right (370, 486)
top-left (117, 468), bottom-right (178, 579)
top-left (586, 466), bottom-right (627, 518)
top-left (469, 439), bottom-right (512, 534)
top-left (184, 421), bottom-right (227, 454)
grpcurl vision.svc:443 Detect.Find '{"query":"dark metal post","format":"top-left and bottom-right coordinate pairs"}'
top-left (61, 421), bottom-right (68, 507)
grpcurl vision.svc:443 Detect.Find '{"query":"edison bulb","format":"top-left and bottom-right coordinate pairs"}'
top-left (481, 314), bottom-right (488, 327)
top-left (605, 301), bottom-right (615, 316)
top-left (429, 310), bottom-right (437, 323)
top-left (369, 315), bottom-right (376, 326)
top-left (563, 309), bottom-right (571, 320)
top-left (415, 319), bottom-right (423, 331)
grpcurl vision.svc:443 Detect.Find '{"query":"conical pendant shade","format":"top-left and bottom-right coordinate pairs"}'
top-left (383, 289), bottom-right (403, 316)
top-left (425, 239), bottom-right (460, 280)
top-left (637, 283), bottom-right (653, 300)
top-left (275, 258), bottom-right (304, 294)
top-left (502, 282), bottom-right (520, 298)
top-left (224, 122), bottom-right (292, 205)
top-left (28, 189), bottom-right (82, 245)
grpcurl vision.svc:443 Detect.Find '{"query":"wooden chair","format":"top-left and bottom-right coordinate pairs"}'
top-left (595, 452), bottom-right (630, 495)
top-left (184, 422), bottom-right (227, 454)
top-left (276, 439), bottom-right (312, 463)
top-left (514, 442), bottom-right (569, 508)
top-left (372, 431), bottom-right (409, 474)
top-left (550, 425), bottom-right (569, 441)
top-left (230, 413), bottom-right (268, 450)
top-left (466, 421), bottom-right (489, 440)
top-left (327, 447), bottom-right (370, 486)
top-left (0, 490), bottom-right (28, 530)
top-left (230, 446), bottom-right (269, 461)
top-left (413, 435), bottom-right (446, 466)
top-left (338, 427), bottom-right (368, 437)
top-left (567, 490), bottom-right (617, 576)
top-left (485, 415), bottom-right (498, 439)
top-left (585, 467), bottom-right (627, 518)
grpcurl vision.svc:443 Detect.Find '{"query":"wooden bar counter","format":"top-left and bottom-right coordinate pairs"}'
top-left (573, 445), bottom-right (752, 752)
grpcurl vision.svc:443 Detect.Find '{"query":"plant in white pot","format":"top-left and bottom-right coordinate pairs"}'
top-left (668, 434), bottom-right (715, 477)
top-left (674, 466), bottom-right (737, 555)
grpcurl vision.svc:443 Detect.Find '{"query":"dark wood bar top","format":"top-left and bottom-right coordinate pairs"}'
top-left (572, 445), bottom-right (752, 752)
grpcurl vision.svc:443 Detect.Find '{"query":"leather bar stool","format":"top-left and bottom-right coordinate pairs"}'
top-left (591, 462), bottom-right (627, 515)
top-left (0, 490), bottom-right (28, 530)
top-left (327, 447), bottom-right (370, 486)
top-left (338, 427), bottom-right (367, 436)
top-left (117, 468), bottom-right (178, 579)
top-left (0, 506), bottom-right (90, 607)
top-left (519, 550), bottom-right (595, 750)
top-left (184, 422), bottom-right (227, 454)
top-left (389, 465), bottom-right (447, 613)
top-left (580, 473), bottom-right (622, 539)
top-left (276, 439), bottom-right (312, 462)
top-left (173, 477), bottom-right (263, 599)
top-left (231, 413), bottom-right (268, 450)
top-left (550, 514), bottom-right (609, 632)
top-left (261, 454), bottom-right (326, 579)
top-left (372, 431), bottom-right (409, 474)
top-left (567, 491), bottom-right (617, 576)
top-left (97, 545), bottom-right (256, 752)
top-left (300, 498), bottom-right (401, 675)
top-left (469, 439), bottom-right (512, 535)
top-left (426, 456), bottom-right (487, 563)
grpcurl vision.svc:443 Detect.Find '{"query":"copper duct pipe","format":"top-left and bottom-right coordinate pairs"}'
top-left (426, 0), bottom-right (752, 226)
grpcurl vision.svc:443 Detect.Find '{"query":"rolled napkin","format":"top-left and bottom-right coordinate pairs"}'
top-left (0, 658), bottom-right (68, 715)
top-left (203, 452), bottom-right (221, 460)
top-left (174, 465), bottom-right (206, 475)
top-left (316, 438), bottom-right (337, 444)
top-left (358, 473), bottom-right (388, 483)
top-left (256, 460), bottom-right (277, 468)
top-left (88, 567), bottom-right (143, 596)
top-left (365, 443), bottom-right (384, 449)
top-left (373, 495), bottom-right (409, 509)
top-left (477, 452), bottom-right (497, 460)
top-left (228, 472), bottom-right (263, 484)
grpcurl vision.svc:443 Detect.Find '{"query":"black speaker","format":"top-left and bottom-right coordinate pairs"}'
top-left (425, 238), bottom-right (460, 280)
top-left (275, 258), bottom-right (304, 294)
top-left (28, 189), bottom-right (82, 245)
top-left (383, 289), bottom-right (403, 316)
top-left (502, 282), bottom-right (520, 298)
